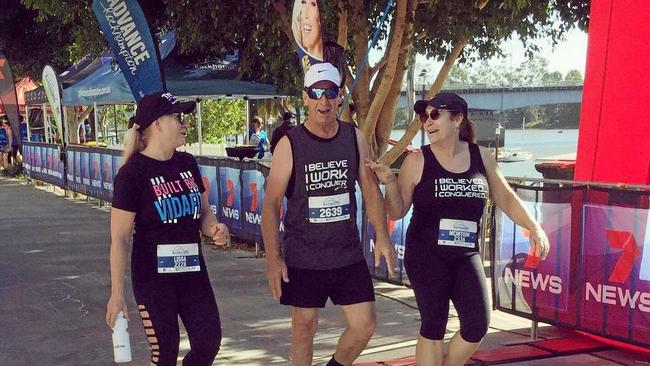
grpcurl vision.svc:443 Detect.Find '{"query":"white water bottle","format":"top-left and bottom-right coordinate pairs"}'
top-left (112, 311), bottom-right (132, 363)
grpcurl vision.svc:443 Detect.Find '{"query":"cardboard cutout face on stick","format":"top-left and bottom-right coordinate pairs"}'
top-left (291, 0), bottom-right (348, 89)
top-left (292, 0), bottom-right (325, 71)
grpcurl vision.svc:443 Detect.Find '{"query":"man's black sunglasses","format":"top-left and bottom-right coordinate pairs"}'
top-left (304, 86), bottom-right (340, 100)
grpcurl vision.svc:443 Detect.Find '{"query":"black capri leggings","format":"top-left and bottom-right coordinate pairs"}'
top-left (133, 272), bottom-right (222, 366)
top-left (405, 251), bottom-right (489, 343)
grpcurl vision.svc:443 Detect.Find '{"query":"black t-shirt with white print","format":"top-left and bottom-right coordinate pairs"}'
top-left (112, 151), bottom-right (206, 283)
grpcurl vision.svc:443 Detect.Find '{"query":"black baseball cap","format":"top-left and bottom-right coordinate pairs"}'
top-left (129, 92), bottom-right (196, 130)
top-left (413, 92), bottom-right (468, 116)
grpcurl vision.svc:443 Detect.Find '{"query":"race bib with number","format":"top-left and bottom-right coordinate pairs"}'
top-left (157, 243), bottom-right (201, 273)
top-left (308, 193), bottom-right (351, 223)
top-left (437, 219), bottom-right (478, 248)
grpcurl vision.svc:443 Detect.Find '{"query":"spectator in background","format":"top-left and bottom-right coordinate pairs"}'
top-left (6, 120), bottom-right (19, 164)
top-left (2, 119), bottom-right (15, 166)
top-left (84, 119), bottom-right (92, 141)
top-left (0, 117), bottom-right (9, 169)
top-left (248, 116), bottom-right (268, 159)
top-left (19, 115), bottom-right (28, 142)
top-left (78, 122), bottom-right (86, 144)
top-left (270, 112), bottom-right (295, 154)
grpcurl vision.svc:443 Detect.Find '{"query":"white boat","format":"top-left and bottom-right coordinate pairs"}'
top-left (498, 149), bottom-right (533, 162)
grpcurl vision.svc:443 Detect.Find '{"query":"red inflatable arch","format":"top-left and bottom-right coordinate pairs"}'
top-left (574, 0), bottom-right (650, 185)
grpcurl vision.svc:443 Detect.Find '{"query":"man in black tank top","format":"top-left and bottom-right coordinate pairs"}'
top-left (262, 63), bottom-right (396, 366)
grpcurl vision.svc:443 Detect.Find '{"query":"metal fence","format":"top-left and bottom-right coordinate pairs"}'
top-left (22, 142), bottom-right (650, 348)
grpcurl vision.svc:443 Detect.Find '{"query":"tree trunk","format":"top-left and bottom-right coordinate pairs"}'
top-left (371, 0), bottom-right (417, 159)
top-left (361, 0), bottom-right (408, 141)
top-left (337, 2), bottom-right (348, 48)
top-left (379, 37), bottom-right (469, 165)
top-left (349, 0), bottom-right (370, 128)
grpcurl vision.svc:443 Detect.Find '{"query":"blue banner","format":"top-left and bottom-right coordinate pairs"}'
top-left (101, 153), bottom-right (114, 200)
top-left (74, 150), bottom-right (82, 189)
top-left (495, 201), bottom-right (571, 314)
top-left (37, 146), bottom-right (45, 174)
top-left (46, 147), bottom-right (53, 173)
top-left (219, 166), bottom-right (241, 231)
top-left (363, 184), bottom-right (409, 282)
top-left (199, 165), bottom-right (218, 217)
top-left (81, 151), bottom-right (90, 189)
top-left (66, 150), bottom-right (75, 186)
top-left (92, 0), bottom-right (165, 102)
top-left (90, 152), bottom-right (102, 198)
top-left (112, 155), bottom-right (121, 181)
top-left (54, 147), bottom-right (65, 186)
top-left (22, 143), bottom-right (63, 186)
top-left (22, 145), bottom-right (31, 174)
top-left (242, 169), bottom-right (265, 239)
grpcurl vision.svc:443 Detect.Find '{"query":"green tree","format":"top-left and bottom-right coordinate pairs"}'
top-left (444, 65), bottom-right (473, 88)
top-left (0, 0), bottom-right (81, 78)
top-left (565, 69), bottom-right (583, 81)
top-left (98, 104), bottom-right (132, 144)
top-left (542, 71), bottom-right (564, 83)
top-left (185, 99), bottom-right (246, 145)
top-left (18, 0), bottom-right (589, 162)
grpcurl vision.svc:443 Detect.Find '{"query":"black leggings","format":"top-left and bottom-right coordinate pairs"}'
top-left (133, 273), bottom-right (221, 366)
top-left (405, 251), bottom-right (489, 343)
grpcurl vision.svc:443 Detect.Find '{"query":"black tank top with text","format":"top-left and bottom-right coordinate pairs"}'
top-left (406, 143), bottom-right (489, 255)
top-left (283, 121), bottom-right (362, 269)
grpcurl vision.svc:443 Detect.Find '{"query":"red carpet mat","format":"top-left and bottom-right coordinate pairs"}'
top-left (355, 357), bottom-right (415, 366)
top-left (470, 344), bottom-right (551, 363)
top-left (534, 336), bottom-right (611, 354)
top-left (354, 335), bottom-right (614, 365)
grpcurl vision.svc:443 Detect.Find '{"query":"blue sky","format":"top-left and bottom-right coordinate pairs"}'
top-left (369, 29), bottom-right (589, 84)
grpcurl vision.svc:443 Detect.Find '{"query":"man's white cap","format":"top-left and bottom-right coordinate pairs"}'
top-left (304, 63), bottom-right (341, 88)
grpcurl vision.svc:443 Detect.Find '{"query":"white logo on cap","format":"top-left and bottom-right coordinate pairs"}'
top-left (161, 92), bottom-right (177, 104)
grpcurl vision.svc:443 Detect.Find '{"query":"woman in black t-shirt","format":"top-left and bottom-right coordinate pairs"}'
top-left (106, 92), bottom-right (229, 366)
top-left (366, 93), bottom-right (550, 366)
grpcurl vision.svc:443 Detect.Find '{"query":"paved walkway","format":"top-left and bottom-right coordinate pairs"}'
top-left (1, 177), bottom-right (649, 365)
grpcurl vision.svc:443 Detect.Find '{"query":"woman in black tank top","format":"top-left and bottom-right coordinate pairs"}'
top-left (367, 93), bottom-right (550, 366)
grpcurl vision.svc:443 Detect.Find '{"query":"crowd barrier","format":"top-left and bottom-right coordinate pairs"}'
top-left (22, 142), bottom-right (66, 188)
top-left (21, 142), bottom-right (361, 246)
top-left (22, 142), bottom-right (650, 348)
top-left (493, 180), bottom-right (650, 349)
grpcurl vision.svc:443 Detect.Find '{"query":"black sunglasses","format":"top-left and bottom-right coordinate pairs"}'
top-left (419, 109), bottom-right (456, 123)
top-left (304, 86), bottom-right (340, 100)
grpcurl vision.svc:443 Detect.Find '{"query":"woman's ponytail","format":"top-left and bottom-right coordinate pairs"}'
top-left (120, 117), bottom-right (144, 168)
top-left (458, 116), bottom-right (476, 143)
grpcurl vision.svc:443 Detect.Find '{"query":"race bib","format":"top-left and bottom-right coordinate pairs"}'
top-left (437, 219), bottom-right (478, 248)
top-left (308, 193), bottom-right (351, 223)
top-left (157, 243), bottom-right (200, 273)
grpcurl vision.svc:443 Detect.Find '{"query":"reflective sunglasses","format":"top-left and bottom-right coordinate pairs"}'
top-left (304, 86), bottom-right (340, 100)
top-left (419, 109), bottom-right (456, 123)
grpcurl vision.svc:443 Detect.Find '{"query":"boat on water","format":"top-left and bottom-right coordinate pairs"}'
top-left (534, 153), bottom-right (576, 180)
top-left (497, 149), bottom-right (533, 162)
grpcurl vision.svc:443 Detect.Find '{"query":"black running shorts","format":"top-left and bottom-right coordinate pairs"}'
top-left (280, 261), bottom-right (375, 308)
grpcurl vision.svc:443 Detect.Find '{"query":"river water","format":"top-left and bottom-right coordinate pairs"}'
top-left (389, 128), bottom-right (579, 179)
